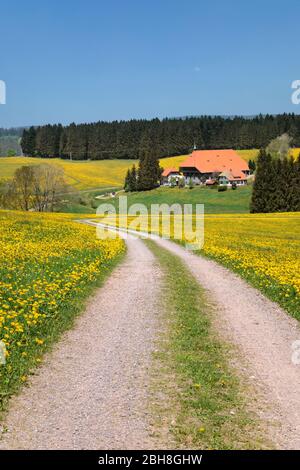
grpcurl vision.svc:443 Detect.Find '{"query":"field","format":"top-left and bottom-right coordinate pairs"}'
top-left (202, 213), bottom-right (300, 319)
top-left (98, 212), bottom-right (300, 319)
top-left (0, 210), bottom-right (125, 408)
top-left (1, 150), bottom-right (299, 193)
top-left (107, 185), bottom-right (252, 213)
top-left (237, 148), bottom-right (300, 162)
top-left (0, 157), bottom-right (136, 191)
top-left (0, 156), bottom-right (187, 191)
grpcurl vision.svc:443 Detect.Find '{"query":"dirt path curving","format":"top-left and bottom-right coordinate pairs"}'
top-left (0, 235), bottom-right (162, 450)
top-left (2, 218), bottom-right (300, 449)
top-left (91, 223), bottom-right (300, 449)
top-left (153, 236), bottom-right (300, 449)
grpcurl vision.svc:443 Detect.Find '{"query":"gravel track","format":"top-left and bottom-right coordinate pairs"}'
top-left (0, 235), bottom-right (162, 450)
top-left (88, 223), bottom-right (300, 449)
top-left (2, 219), bottom-right (300, 449)
top-left (153, 236), bottom-right (300, 449)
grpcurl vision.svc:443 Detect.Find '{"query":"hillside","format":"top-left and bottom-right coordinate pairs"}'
top-left (105, 185), bottom-right (252, 214)
top-left (0, 157), bottom-right (136, 191)
top-left (0, 128), bottom-right (23, 156)
top-left (0, 155), bottom-right (187, 191)
top-left (1, 150), bottom-right (299, 192)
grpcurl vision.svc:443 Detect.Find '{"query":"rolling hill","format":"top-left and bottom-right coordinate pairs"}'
top-left (1, 149), bottom-right (299, 193)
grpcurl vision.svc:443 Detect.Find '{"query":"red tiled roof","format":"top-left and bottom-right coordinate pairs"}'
top-left (161, 167), bottom-right (179, 177)
top-left (179, 149), bottom-right (249, 174)
top-left (229, 171), bottom-right (247, 181)
top-left (219, 170), bottom-right (247, 181)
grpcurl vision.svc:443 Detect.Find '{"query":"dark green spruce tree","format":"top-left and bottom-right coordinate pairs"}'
top-left (130, 164), bottom-right (137, 191)
top-left (124, 169), bottom-right (130, 191)
top-left (21, 126), bottom-right (36, 156)
top-left (248, 159), bottom-right (256, 173)
top-left (290, 155), bottom-right (300, 211)
top-left (138, 134), bottom-right (162, 191)
top-left (124, 164), bottom-right (138, 192)
top-left (250, 149), bottom-right (274, 213)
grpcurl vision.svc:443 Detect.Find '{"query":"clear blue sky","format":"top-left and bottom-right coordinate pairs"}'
top-left (1, 0), bottom-right (300, 127)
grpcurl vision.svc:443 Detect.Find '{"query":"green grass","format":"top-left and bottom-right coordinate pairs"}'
top-left (56, 187), bottom-right (120, 213)
top-left (146, 240), bottom-right (268, 449)
top-left (109, 185), bottom-right (252, 214)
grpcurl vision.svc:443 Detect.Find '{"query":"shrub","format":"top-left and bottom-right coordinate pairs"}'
top-left (178, 177), bottom-right (185, 188)
top-left (169, 176), bottom-right (176, 188)
top-left (218, 185), bottom-right (227, 192)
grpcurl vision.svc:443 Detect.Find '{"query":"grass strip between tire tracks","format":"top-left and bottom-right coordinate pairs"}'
top-left (146, 239), bottom-right (269, 449)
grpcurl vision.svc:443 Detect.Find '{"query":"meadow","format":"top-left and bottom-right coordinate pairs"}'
top-left (98, 212), bottom-right (300, 320)
top-left (3, 149), bottom-right (299, 193)
top-left (0, 156), bottom-right (187, 191)
top-left (202, 213), bottom-right (300, 319)
top-left (0, 210), bottom-right (125, 408)
top-left (0, 157), bottom-right (137, 191)
top-left (108, 185), bottom-right (252, 213)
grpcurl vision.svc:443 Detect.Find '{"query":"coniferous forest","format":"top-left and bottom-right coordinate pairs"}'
top-left (21, 114), bottom-right (300, 160)
top-left (251, 149), bottom-right (300, 213)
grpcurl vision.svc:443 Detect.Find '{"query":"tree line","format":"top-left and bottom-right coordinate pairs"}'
top-left (21, 113), bottom-right (300, 161)
top-left (251, 150), bottom-right (300, 213)
top-left (0, 127), bottom-right (23, 156)
top-left (0, 127), bottom-right (23, 137)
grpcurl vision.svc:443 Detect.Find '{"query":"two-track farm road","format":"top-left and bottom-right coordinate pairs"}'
top-left (152, 235), bottom-right (300, 450)
top-left (2, 220), bottom-right (300, 449)
top-left (0, 235), bottom-right (163, 450)
top-left (89, 222), bottom-right (300, 450)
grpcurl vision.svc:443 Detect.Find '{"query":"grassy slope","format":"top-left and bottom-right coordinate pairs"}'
top-left (1, 149), bottom-right (297, 214)
top-left (236, 148), bottom-right (300, 162)
top-left (0, 156), bottom-right (188, 191)
top-left (1, 150), bottom-right (299, 192)
top-left (0, 156), bottom-right (252, 214)
top-left (110, 185), bottom-right (252, 214)
top-left (0, 157), bottom-right (136, 191)
top-left (146, 239), bottom-right (267, 449)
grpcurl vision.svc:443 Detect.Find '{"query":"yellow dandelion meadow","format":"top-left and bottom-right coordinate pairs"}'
top-left (0, 210), bottom-right (125, 398)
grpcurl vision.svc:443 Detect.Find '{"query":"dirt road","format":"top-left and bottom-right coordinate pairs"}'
top-left (153, 236), bottom-right (300, 449)
top-left (2, 221), bottom-right (300, 449)
top-left (0, 235), bottom-right (162, 450)
top-left (91, 223), bottom-right (300, 449)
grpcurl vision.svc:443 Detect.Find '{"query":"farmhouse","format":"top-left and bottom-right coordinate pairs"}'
top-left (179, 149), bottom-right (250, 186)
top-left (161, 167), bottom-right (182, 185)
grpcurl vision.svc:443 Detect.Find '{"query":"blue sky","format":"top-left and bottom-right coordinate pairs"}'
top-left (1, 0), bottom-right (300, 127)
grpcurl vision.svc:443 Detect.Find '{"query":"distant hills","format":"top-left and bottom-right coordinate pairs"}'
top-left (0, 127), bottom-right (24, 156)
